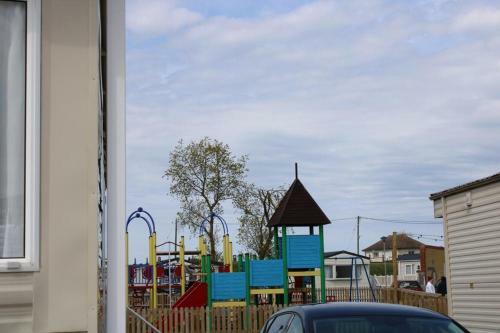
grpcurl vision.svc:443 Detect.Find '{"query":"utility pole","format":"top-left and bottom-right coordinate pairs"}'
top-left (357, 216), bottom-right (360, 255)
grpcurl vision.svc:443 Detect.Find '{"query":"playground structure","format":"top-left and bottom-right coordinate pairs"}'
top-left (194, 169), bottom-right (331, 311)
top-left (126, 209), bottom-right (234, 309)
top-left (126, 207), bottom-right (158, 308)
top-left (127, 166), bottom-right (376, 314)
top-left (126, 208), bottom-right (203, 308)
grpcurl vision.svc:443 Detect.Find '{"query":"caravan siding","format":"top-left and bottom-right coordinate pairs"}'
top-left (0, 1), bottom-right (100, 332)
top-left (434, 179), bottom-right (500, 333)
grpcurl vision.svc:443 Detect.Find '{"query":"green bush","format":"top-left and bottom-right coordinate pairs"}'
top-left (370, 262), bottom-right (396, 275)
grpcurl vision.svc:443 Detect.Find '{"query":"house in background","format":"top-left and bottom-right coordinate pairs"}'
top-left (397, 253), bottom-right (420, 281)
top-left (363, 233), bottom-right (424, 262)
top-left (364, 234), bottom-right (445, 286)
top-left (318, 251), bottom-right (372, 288)
top-left (397, 245), bottom-right (445, 284)
top-left (430, 172), bottom-right (500, 333)
top-left (0, 1), bottom-right (125, 332)
top-left (419, 245), bottom-right (445, 285)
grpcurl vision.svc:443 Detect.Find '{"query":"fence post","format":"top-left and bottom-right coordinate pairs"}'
top-left (245, 253), bottom-right (251, 331)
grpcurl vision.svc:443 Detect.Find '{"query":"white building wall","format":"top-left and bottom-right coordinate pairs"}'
top-left (0, 2), bottom-right (101, 332)
top-left (318, 257), bottom-right (371, 288)
top-left (398, 260), bottom-right (420, 281)
top-left (434, 180), bottom-right (500, 333)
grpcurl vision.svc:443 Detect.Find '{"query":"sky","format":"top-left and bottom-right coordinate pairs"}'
top-left (126, 0), bottom-right (500, 263)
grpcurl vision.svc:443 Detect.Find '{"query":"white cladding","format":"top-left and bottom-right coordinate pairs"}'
top-left (433, 179), bottom-right (500, 333)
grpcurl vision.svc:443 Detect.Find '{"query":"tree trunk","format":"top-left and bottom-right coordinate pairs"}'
top-left (209, 215), bottom-right (216, 259)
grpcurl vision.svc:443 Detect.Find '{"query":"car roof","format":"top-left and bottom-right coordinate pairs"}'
top-left (274, 302), bottom-right (449, 322)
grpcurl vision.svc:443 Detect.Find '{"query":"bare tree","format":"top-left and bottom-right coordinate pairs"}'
top-left (235, 185), bottom-right (285, 259)
top-left (164, 137), bottom-right (248, 258)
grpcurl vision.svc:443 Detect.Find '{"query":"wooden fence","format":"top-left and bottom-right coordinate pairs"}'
top-left (127, 287), bottom-right (447, 333)
top-left (127, 304), bottom-right (284, 333)
top-left (379, 288), bottom-right (448, 315)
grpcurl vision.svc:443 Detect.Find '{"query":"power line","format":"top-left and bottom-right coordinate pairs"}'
top-left (359, 216), bottom-right (442, 225)
top-left (408, 233), bottom-right (443, 238)
top-left (329, 216), bottom-right (441, 225)
top-left (408, 233), bottom-right (444, 242)
top-left (327, 216), bottom-right (443, 252)
top-left (330, 217), bottom-right (357, 222)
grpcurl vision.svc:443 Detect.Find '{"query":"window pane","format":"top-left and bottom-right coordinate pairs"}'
top-left (313, 316), bottom-right (468, 333)
top-left (0, 1), bottom-right (26, 258)
top-left (267, 314), bottom-right (292, 333)
top-left (287, 315), bottom-right (304, 333)
top-left (336, 265), bottom-right (351, 278)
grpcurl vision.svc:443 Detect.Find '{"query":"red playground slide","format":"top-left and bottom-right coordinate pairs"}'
top-left (172, 281), bottom-right (207, 308)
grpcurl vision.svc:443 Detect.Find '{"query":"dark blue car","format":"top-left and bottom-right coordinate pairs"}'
top-left (260, 302), bottom-right (470, 333)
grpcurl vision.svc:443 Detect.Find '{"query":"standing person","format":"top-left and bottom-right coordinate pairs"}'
top-left (435, 276), bottom-right (447, 296)
top-left (426, 276), bottom-right (436, 293)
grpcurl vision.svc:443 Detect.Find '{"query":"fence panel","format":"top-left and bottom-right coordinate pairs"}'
top-left (127, 288), bottom-right (447, 332)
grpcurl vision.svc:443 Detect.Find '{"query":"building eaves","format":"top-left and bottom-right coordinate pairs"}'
top-left (324, 250), bottom-right (369, 260)
top-left (429, 172), bottom-right (500, 201)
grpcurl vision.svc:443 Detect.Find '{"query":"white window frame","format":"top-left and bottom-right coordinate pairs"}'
top-left (324, 265), bottom-right (334, 279)
top-left (0, 0), bottom-right (41, 272)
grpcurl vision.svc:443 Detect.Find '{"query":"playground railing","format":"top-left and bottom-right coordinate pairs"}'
top-left (129, 292), bottom-right (181, 309)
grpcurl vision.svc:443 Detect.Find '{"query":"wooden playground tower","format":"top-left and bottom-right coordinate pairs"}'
top-left (199, 164), bottom-right (331, 309)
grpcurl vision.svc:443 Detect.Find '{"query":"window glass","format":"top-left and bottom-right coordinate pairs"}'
top-left (287, 315), bottom-right (304, 333)
top-left (313, 316), bottom-right (468, 333)
top-left (267, 313), bottom-right (292, 333)
top-left (406, 265), bottom-right (412, 275)
top-left (0, 0), bottom-right (27, 258)
top-left (336, 265), bottom-right (351, 278)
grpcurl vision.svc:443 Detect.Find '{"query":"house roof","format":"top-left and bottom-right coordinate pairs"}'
top-left (267, 178), bottom-right (331, 227)
top-left (324, 250), bottom-right (369, 260)
top-left (363, 234), bottom-right (423, 252)
top-left (397, 253), bottom-right (420, 261)
top-left (429, 172), bottom-right (500, 200)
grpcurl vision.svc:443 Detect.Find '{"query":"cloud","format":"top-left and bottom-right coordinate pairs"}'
top-left (126, 0), bottom-right (500, 260)
top-left (452, 7), bottom-right (500, 32)
top-left (127, 0), bottom-right (202, 35)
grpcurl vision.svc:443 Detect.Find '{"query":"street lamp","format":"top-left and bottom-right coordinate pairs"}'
top-left (381, 236), bottom-right (388, 287)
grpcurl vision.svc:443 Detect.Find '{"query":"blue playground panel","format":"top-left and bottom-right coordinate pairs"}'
top-left (287, 235), bottom-right (321, 269)
top-left (211, 272), bottom-right (246, 300)
top-left (250, 260), bottom-right (284, 287)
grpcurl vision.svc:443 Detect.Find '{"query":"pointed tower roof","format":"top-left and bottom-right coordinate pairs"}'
top-left (268, 173), bottom-right (331, 227)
